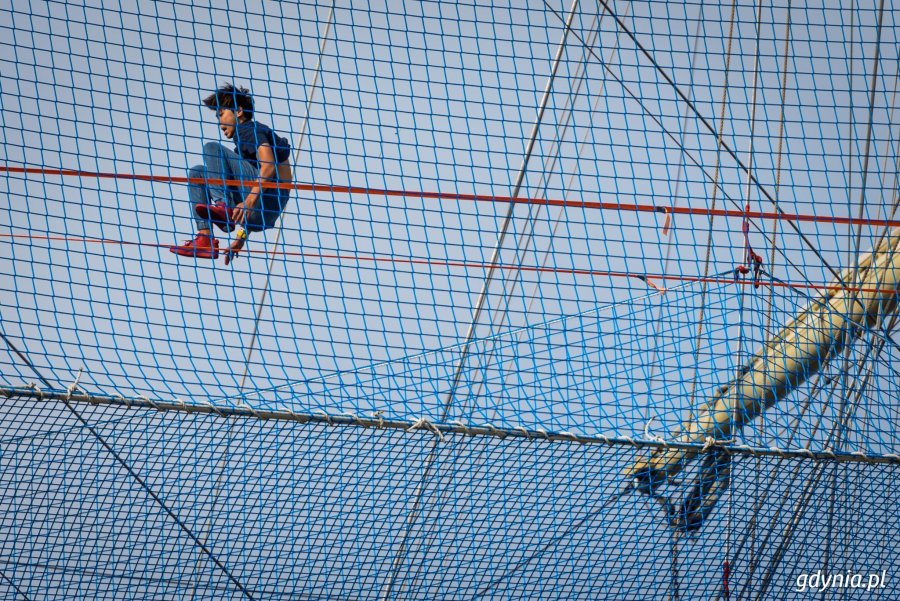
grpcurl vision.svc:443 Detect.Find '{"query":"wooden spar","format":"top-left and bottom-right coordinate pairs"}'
top-left (626, 228), bottom-right (900, 489)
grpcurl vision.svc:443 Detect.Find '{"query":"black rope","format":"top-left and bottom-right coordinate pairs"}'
top-left (0, 565), bottom-right (32, 601)
top-left (0, 330), bottom-right (255, 600)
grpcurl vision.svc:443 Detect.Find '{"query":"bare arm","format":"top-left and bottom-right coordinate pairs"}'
top-left (231, 143), bottom-right (278, 224)
top-left (226, 143), bottom-right (280, 265)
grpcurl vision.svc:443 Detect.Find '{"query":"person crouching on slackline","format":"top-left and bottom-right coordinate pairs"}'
top-left (170, 83), bottom-right (292, 264)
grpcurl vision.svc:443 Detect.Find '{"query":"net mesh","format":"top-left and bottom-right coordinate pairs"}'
top-left (1, 1), bottom-right (898, 599)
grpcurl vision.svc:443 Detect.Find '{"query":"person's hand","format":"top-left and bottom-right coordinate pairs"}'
top-left (225, 236), bottom-right (245, 266)
top-left (231, 196), bottom-right (257, 224)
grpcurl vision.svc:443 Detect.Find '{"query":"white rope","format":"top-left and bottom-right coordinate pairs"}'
top-left (643, 417), bottom-right (666, 444)
top-left (405, 417), bottom-right (444, 442)
top-left (379, 4), bottom-right (584, 598)
top-left (439, 0), bottom-right (582, 418)
top-left (65, 368), bottom-right (83, 400)
top-left (237, 2), bottom-right (337, 394)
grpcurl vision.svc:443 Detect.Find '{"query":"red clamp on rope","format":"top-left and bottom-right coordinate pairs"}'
top-left (723, 559), bottom-right (731, 599)
top-left (749, 250), bottom-right (763, 288)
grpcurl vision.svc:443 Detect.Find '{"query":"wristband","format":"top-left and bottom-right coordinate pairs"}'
top-left (236, 226), bottom-right (248, 241)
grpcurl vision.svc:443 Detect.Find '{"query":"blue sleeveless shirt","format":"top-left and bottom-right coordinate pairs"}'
top-left (234, 120), bottom-right (291, 169)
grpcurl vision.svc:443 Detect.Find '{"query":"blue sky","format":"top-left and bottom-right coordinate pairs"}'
top-left (0, 1), bottom-right (898, 597)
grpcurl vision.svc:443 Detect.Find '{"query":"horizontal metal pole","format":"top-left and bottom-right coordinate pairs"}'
top-left (2, 386), bottom-right (897, 466)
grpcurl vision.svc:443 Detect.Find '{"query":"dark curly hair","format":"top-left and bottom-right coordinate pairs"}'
top-left (203, 83), bottom-right (254, 120)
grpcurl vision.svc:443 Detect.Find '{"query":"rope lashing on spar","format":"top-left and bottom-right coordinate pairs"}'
top-left (406, 416), bottom-right (445, 442)
top-left (66, 369), bottom-right (83, 400)
top-left (627, 430), bottom-right (735, 535)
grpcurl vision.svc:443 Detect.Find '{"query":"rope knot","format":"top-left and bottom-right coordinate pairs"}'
top-left (406, 417), bottom-right (444, 442)
top-left (66, 369), bottom-right (83, 400)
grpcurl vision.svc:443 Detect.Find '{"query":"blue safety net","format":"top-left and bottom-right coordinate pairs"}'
top-left (1, 1), bottom-right (898, 599)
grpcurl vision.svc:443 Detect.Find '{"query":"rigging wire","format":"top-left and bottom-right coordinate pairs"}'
top-left (735, 55), bottom-right (900, 585)
top-left (685, 0), bottom-right (738, 425)
top-left (378, 3), bottom-right (583, 598)
top-left (455, 3), bottom-right (611, 422)
top-left (727, 1), bottom-right (766, 593)
top-left (404, 5), bottom-right (618, 594)
top-left (754, 0), bottom-right (797, 589)
top-left (825, 0), bottom-right (860, 584)
top-left (640, 8), bottom-right (707, 440)
top-left (753, 3), bottom-right (890, 596)
top-left (0, 331), bottom-right (254, 600)
top-left (401, 5), bottom-right (608, 591)
top-left (740, 131), bottom-right (898, 601)
top-left (590, 0), bottom-right (846, 288)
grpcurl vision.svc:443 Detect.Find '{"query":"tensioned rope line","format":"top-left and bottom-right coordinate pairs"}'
top-left (539, 0), bottom-right (842, 316)
top-left (481, 0), bottom-right (643, 364)
top-left (821, 0), bottom-right (892, 584)
top-left (0, 331), bottom-right (255, 600)
top-left (727, 0), bottom-right (766, 593)
top-left (450, 3), bottom-right (611, 426)
top-left (0, 557), bottom-right (289, 598)
top-left (378, 3), bottom-right (583, 598)
top-left (5, 385), bottom-right (900, 466)
top-left (237, 2), bottom-right (335, 393)
top-left (836, 0), bottom-right (891, 412)
top-left (444, 10), bottom-right (703, 592)
top-left (6, 167), bottom-right (900, 228)
top-left (683, 0), bottom-right (738, 427)
top-left (639, 9), bottom-right (708, 450)
top-left (740, 238), bottom-right (900, 596)
top-left (177, 253), bottom-right (900, 409)
top-left (471, 490), bottom-right (627, 600)
top-left (545, 3), bottom-right (899, 373)
top-left (763, 0), bottom-right (795, 352)
top-left (6, 233), bottom-right (895, 296)
top-left (745, 2), bottom-right (796, 592)
top-left (753, 4), bottom-right (890, 597)
top-left (726, 220), bottom-right (900, 598)
top-left (753, 326), bottom-right (892, 599)
top-left (0, 565), bottom-right (30, 601)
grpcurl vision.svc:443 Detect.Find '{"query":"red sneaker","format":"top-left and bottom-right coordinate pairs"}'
top-left (169, 233), bottom-right (219, 259)
top-left (195, 202), bottom-right (235, 232)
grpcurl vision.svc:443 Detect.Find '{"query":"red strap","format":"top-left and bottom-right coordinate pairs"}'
top-left (723, 560), bottom-right (731, 599)
top-left (656, 206), bottom-right (672, 236)
top-left (634, 274), bottom-right (667, 294)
